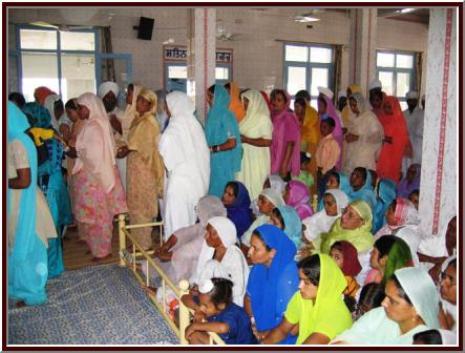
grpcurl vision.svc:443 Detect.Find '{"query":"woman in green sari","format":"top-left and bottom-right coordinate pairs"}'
top-left (314, 199), bottom-right (374, 254)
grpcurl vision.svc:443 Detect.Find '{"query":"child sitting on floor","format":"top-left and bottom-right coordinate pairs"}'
top-left (185, 278), bottom-right (255, 344)
top-left (293, 152), bottom-right (314, 194)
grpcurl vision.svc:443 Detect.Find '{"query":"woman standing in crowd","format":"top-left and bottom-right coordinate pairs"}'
top-left (270, 89), bottom-right (300, 180)
top-left (246, 224), bottom-right (299, 344)
top-left (236, 89), bottom-right (273, 200)
top-left (7, 102), bottom-right (53, 306)
top-left (159, 91), bottom-right (210, 239)
top-left (225, 81), bottom-right (246, 122)
top-left (205, 85), bottom-right (242, 198)
top-left (376, 96), bottom-right (411, 182)
top-left (22, 103), bottom-right (72, 277)
top-left (117, 88), bottom-right (164, 251)
top-left (342, 93), bottom-right (383, 175)
top-left (71, 93), bottom-right (127, 260)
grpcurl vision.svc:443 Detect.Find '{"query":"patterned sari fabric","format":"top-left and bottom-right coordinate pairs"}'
top-left (127, 89), bottom-right (164, 250)
top-left (73, 93), bottom-right (128, 258)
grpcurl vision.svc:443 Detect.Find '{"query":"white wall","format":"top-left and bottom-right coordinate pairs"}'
top-left (8, 7), bottom-right (429, 94)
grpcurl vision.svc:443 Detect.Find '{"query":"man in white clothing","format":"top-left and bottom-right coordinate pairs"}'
top-left (402, 90), bottom-right (424, 174)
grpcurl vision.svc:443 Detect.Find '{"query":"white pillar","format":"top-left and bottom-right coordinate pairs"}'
top-left (187, 8), bottom-right (216, 124)
top-left (419, 9), bottom-right (457, 235)
top-left (348, 9), bottom-right (377, 95)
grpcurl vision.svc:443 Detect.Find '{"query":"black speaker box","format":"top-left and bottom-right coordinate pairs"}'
top-left (135, 17), bottom-right (154, 40)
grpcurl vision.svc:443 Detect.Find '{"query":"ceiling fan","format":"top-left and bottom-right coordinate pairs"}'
top-left (293, 9), bottom-right (325, 23)
top-left (29, 21), bottom-right (94, 31)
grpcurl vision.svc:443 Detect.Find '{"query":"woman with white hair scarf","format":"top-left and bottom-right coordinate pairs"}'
top-left (333, 267), bottom-right (440, 345)
top-left (159, 91), bottom-right (210, 240)
top-left (71, 92), bottom-right (128, 260)
top-left (188, 216), bottom-right (249, 307)
top-left (302, 189), bottom-right (349, 243)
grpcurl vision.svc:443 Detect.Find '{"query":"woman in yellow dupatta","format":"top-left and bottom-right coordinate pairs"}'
top-left (226, 81), bottom-right (246, 122)
top-left (262, 254), bottom-right (352, 344)
top-left (341, 84), bottom-right (362, 127)
top-left (294, 96), bottom-right (320, 195)
top-left (118, 88), bottom-right (164, 250)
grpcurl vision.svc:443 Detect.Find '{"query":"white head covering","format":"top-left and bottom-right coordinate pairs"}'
top-left (73, 92), bottom-right (117, 193)
top-left (240, 89), bottom-right (272, 136)
top-left (338, 90), bottom-right (347, 99)
top-left (43, 94), bottom-right (61, 131)
top-left (161, 91), bottom-right (210, 194)
top-left (199, 278), bottom-right (215, 294)
top-left (268, 174), bottom-right (286, 195)
top-left (98, 81), bottom-right (120, 99)
top-left (394, 267), bottom-right (440, 329)
top-left (260, 188), bottom-right (285, 208)
top-left (318, 86), bottom-right (334, 100)
top-left (190, 216), bottom-right (238, 285)
top-left (196, 195), bottom-right (227, 228)
top-left (369, 79), bottom-right (382, 90)
top-left (325, 189), bottom-right (349, 215)
top-left (439, 329), bottom-right (457, 345)
top-left (406, 90), bottom-right (419, 99)
top-left (207, 216), bottom-right (237, 248)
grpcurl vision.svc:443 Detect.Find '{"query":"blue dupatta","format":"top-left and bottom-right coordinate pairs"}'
top-left (205, 85), bottom-right (242, 197)
top-left (8, 102), bottom-right (48, 305)
top-left (246, 224), bottom-right (298, 344)
top-left (226, 181), bottom-right (254, 239)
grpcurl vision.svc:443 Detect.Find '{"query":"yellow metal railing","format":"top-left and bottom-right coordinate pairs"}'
top-left (117, 214), bottom-right (225, 345)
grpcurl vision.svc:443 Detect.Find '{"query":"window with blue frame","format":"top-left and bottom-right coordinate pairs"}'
top-left (376, 50), bottom-right (416, 110)
top-left (18, 26), bottom-right (97, 103)
top-left (283, 43), bottom-right (335, 110)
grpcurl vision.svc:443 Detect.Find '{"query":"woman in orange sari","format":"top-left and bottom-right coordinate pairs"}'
top-left (376, 96), bottom-right (411, 183)
top-left (225, 82), bottom-right (246, 122)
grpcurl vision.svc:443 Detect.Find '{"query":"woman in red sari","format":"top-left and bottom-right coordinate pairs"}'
top-left (376, 96), bottom-right (411, 183)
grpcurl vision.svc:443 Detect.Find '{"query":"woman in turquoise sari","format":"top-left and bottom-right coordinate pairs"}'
top-left (205, 84), bottom-right (242, 197)
top-left (7, 102), bottom-right (48, 305)
top-left (23, 102), bottom-right (72, 278)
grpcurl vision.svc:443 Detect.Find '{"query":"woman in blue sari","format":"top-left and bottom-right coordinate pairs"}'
top-left (372, 178), bottom-right (397, 233)
top-left (246, 224), bottom-right (299, 344)
top-left (347, 167), bottom-right (377, 210)
top-left (222, 181), bottom-right (254, 240)
top-left (23, 102), bottom-right (72, 278)
top-left (271, 205), bottom-right (303, 249)
top-left (7, 102), bottom-right (48, 305)
top-left (205, 85), bottom-right (242, 197)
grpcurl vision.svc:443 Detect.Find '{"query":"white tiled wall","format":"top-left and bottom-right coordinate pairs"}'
top-left (8, 7), bottom-right (429, 94)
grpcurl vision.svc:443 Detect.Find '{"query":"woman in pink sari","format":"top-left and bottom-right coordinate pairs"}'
top-left (284, 180), bottom-right (314, 220)
top-left (270, 89), bottom-right (301, 180)
top-left (71, 93), bottom-right (128, 260)
top-left (317, 93), bottom-right (344, 170)
top-left (376, 96), bottom-right (411, 183)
